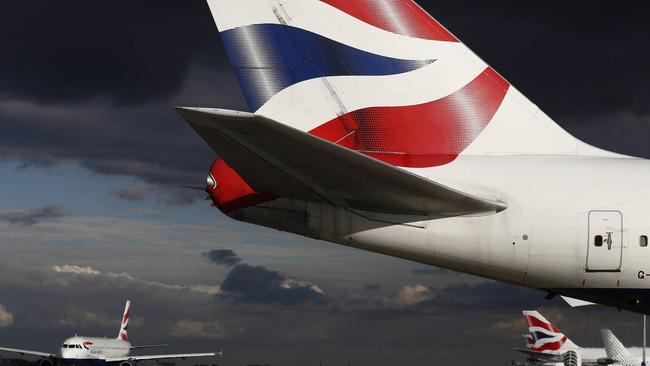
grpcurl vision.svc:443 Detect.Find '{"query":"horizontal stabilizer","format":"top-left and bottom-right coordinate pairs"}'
top-left (561, 296), bottom-right (597, 307)
top-left (177, 107), bottom-right (507, 216)
top-left (513, 348), bottom-right (561, 361)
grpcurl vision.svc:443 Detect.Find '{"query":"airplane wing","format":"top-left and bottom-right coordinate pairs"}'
top-left (129, 344), bottom-right (168, 350)
top-left (0, 347), bottom-right (57, 358)
top-left (105, 352), bottom-right (217, 363)
top-left (177, 107), bottom-right (507, 217)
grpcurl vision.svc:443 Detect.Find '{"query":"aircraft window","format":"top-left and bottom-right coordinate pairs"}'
top-left (77, 345), bottom-right (82, 349)
top-left (62, 345), bottom-right (68, 348)
top-left (595, 235), bottom-right (603, 247)
top-left (641, 236), bottom-right (648, 247)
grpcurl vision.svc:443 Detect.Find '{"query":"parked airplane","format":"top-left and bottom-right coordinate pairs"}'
top-left (516, 311), bottom-right (643, 366)
top-left (177, 0), bottom-right (650, 313)
top-left (0, 301), bottom-right (219, 366)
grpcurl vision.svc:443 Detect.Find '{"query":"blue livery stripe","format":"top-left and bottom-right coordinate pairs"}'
top-left (532, 331), bottom-right (556, 341)
top-left (220, 24), bottom-right (435, 111)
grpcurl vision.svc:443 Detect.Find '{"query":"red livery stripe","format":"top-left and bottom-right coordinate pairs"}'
top-left (320, 0), bottom-right (458, 42)
top-left (525, 315), bottom-right (561, 333)
top-left (532, 336), bottom-right (567, 352)
top-left (310, 67), bottom-right (509, 168)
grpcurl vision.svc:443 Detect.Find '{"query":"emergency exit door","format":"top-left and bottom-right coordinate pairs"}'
top-left (586, 210), bottom-right (623, 272)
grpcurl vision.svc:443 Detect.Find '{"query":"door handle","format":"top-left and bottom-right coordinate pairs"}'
top-left (606, 232), bottom-right (613, 250)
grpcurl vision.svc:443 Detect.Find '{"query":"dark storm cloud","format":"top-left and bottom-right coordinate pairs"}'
top-left (364, 284), bottom-right (382, 291)
top-left (0, 205), bottom-right (68, 226)
top-left (422, 282), bottom-right (553, 311)
top-left (202, 249), bottom-right (242, 267)
top-left (411, 267), bottom-right (449, 275)
top-left (114, 185), bottom-right (149, 201)
top-left (0, 1), bottom-right (224, 105)
top-left (221, 264), bottom-right (329, 305)
top-left (203, 249), bottom-right (327, 305)
top-left (112, 184), bottom-right (200, 206)
top-left (0, 0), bottom-right (246, 186)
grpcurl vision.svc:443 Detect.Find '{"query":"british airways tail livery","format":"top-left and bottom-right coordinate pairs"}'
top-left (117, 300), bottom-right (130, 341)
top-left (178, 0), bottom-right (650, 314)
top-left (0, 301), bottom-right (219, 366)
top-left (516, 310), bottom-right (645, 366)
top-left (523, 311), bottom-right (579, 354)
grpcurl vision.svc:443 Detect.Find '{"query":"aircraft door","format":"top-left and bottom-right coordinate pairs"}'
top-left (586, 210), bottom-right (623, 272)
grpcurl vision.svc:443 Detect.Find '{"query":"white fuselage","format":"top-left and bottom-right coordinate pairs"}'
top-left (60, 337), bottom-right (130, 360)
top-left (237, 154), bottom-right (650, 312)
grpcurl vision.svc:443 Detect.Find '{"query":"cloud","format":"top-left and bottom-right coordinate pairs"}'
top-left (114, 185), bottom-right (149, 201)
top-left (52, 265), bottom-right (101, 276)
top-left (0, 304), bottom-right (14, 327)
top-left (203, 249), bottom-right (242, 267)
top-left (0, 205), bottom-right (67, 226)
top-left (411, 267), bottom-right (449, 275)
top-left (391, 285), bottom-right (432, 308)
top-left (50, 264), bottom-right (220, 296)
top-left (203, 249), bottom-right (326, 304)
top-left (172, 320), bottom-right (225, 339)
top-left (364, 284), bottom-right (382, 291)
top-left (220, 264), bottom-right (328, 305)
top-left (0, 2), bottom-right (224, 105)
top-left (113, 184), bottom-right (201, 206)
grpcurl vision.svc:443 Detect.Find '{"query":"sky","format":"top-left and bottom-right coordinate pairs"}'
top-left (1, 1), bottom-right (650, 365)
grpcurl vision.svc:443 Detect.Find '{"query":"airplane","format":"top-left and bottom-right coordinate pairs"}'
top-left (176, 0), bottom-right (650, 314)
top-left (516, 310), bottom-right (644, 366)
top-left (0, 301), bottom-right (219, 366)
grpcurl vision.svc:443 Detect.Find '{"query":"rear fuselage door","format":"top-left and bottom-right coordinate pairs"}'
top-left (586, 210), bottom-right (623, 272)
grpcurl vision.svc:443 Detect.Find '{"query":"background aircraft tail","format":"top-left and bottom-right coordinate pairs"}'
top-left (206, 0), bottom-right (615, 169)
top-left (601, 329), bottom-right (636, 366)
top-left (117, 300), bottom-right (130, 341)
top-left (522, 310), bottom-right (579, 353)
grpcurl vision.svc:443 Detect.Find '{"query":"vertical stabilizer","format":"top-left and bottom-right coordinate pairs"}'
top-left (206, 0), bottom-right (619, 170)
top-left (117, 300), bottom-right (131, 341)
top-left (522, 310), bottom-right (579, 353)
top-left (601, 329), bottom-right (636, 366)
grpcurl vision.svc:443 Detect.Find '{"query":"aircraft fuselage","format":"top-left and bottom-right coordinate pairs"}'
top-left (220, 154), bottom-right (650, 313)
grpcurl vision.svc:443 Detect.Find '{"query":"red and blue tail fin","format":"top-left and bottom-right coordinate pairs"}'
top-left (207, 0), bottom-right (614, 165)
top-left (522, 310), bottom-right (579, 353)
top-left (117, 300), bottom-right (130, 341)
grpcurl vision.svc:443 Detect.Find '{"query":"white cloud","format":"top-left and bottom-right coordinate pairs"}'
top-left (391, 284), bottom-right (432, 308)
top-left (52, 265), bottom-right (101, 275)
top-left (51, 265), bottom-right (220, 296)
top-left (0, 304), bottom-right (14, 327)
top-left (280, 279), bottom-right (324, 294)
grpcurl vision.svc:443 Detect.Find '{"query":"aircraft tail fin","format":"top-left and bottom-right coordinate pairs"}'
top-left (117, 300), bottom-right (131, 341)
top-left (522, 310), bottom-right (579, 353)
top-left (206, 0), bottom-right (617, 170)
top-left (601, 329), bottom-right (636, 365)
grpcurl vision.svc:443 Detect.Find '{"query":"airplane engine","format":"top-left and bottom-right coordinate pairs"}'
top-left (37, 359), bottom-right (53, 366)
top-left (562, 350), bottom-right (581, 366)
top-left (119, 361), bottom-right (136, 366)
